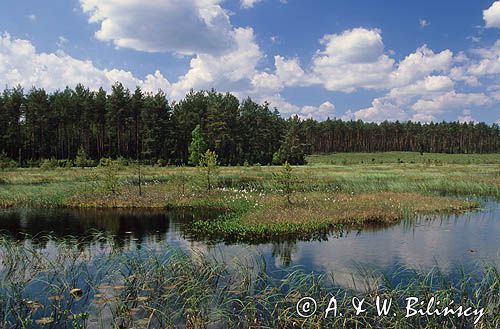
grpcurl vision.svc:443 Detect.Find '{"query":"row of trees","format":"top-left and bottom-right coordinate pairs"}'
top-left (0, 83), bottom-right (499, 166)
top-left (301, 119), bottom-right (499, 154)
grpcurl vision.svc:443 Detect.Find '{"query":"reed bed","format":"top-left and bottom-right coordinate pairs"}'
top-left (0, 234), bottom-right (498, 328)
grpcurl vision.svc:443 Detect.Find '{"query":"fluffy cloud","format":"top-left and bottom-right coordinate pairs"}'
top-left (257, 30), bottom-right (456, 96)
top-left (412, 91), bottom-right (490, 113)
top-left (250, 56), bottom-right (315, 93)
top-left (458, 109), bottom-right (475, 123)
top-left (262, 94), bottom-right (335, 120)
top-left (353, 98), bottom-right (407, 122)
top-left (275, 56), bottom-right (314, 86)
top-left (484, 1), bottom-right (500, 28)
top-left (241, 0), bottom-right (264, 9)
top-left (80, 0), bottom-right (235, 55)
top-left (170, 27), bottom-right (262, 99)
top-left (0, 33), bottom-right (171, 93)
top-left (311, 28), bottom-right (395, 92)
top-left (348, 36), bottom-right (499, 123)
top-left (352, 75), bottom-right (488, 123)
top-left (251, 72), bottom-right (282, 92)
top-left (301, 101), bottom-right (336, 120)
top-left (467, 40), bottom-right (500, 76)
top-left (387, 75), bottom-right (454, 100)
top-left (80, 0), bottom-right (264, 102)
top-left (389, 46), bottom-right (453, 87)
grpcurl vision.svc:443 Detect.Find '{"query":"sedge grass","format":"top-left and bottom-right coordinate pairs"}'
top-left (0, 234), bottom-right (497, 328)
top-left (0, 152), bottom-right (498, 240)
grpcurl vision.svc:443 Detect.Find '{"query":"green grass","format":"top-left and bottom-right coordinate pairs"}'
top-left (308, 151), bottom-right (500, 165)
top-left (188, 192), bottom-right (479, 242)
top-left (0, 235), bottom-right (498, 328)
top-left (0, 152), bottom-right (499, 240)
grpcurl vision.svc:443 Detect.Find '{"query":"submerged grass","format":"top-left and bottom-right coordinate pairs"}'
top-left (0, 235), bottom-right (497, 328)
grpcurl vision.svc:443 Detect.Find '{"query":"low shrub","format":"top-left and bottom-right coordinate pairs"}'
top-left (0, 153), bottom-right (17, 170)
top-left (39, 158), bottom-right (59, 170)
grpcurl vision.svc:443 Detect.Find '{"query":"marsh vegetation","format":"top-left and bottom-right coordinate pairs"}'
top-left (0, 152), bottom-right (499, 327)
top-left (0, 234), bottom-right (498, 328)
top-left (1, 152), bottom-right (498, 240)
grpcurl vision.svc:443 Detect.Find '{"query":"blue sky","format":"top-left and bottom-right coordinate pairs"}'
top-left (0, 0), bottom-right (499, 123)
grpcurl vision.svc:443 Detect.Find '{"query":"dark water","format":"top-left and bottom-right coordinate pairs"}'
top-left (0, 201), bottom-right (499, 287)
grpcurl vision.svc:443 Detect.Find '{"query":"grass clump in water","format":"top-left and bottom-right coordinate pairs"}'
top-left (0, 235), bottom-right (497, 328)
top-left (190, 192), bottom-right (478, 242)
top-left (0, 152), bottom-right (497, 240)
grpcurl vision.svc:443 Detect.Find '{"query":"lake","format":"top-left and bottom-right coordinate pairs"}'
top-left (0, 200), bottom-right (498, 288)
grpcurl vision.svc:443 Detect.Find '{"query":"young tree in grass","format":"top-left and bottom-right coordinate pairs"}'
top-left (199, 149), bottom-right (218, 191)
top-left (176, 165), bottom-right (189, 196)
top-left (188, 124), bottom-right (206, 165)
top-left (75, 145), bottom-right (89, 168)
top-left (131, 87), bottom-right (144, 196)
top-left (273, 161), bottom-right (294, 204)
top-left (133, 159), bottom-right (142, 196)
top-left (100, 158), bottom-right (120, 195)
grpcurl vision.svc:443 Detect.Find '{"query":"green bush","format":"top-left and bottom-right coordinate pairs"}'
top-left (76, 146), bottom-right (91, 168)
top-left (272, 152), bottom-right (281, 165)
top-left (58, 159), bottom-right (74, 168)
top-left (156, 159), bottom-right (168, 167)
top-left (26, 159), bottom-right (40, 168)
top-left (39, 158), bottom-right (59, 170)
top-left (116, 156), bottom-right (128, 167)
top-left (0, 153), bottom-right (17, 170)
top-left (99, 158), bottom-right (121, 195)
top-left (99, 157), bottom-right (110, 167)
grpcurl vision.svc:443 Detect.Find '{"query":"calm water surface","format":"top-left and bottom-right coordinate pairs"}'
top-left (0, 201), bottom-right (498, 286)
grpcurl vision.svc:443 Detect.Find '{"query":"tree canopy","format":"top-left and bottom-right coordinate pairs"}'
top-left (0, 83), bottom-right (498, 166)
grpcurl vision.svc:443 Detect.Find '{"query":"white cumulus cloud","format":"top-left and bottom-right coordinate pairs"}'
top-left (412, 91), bottom-right (490, 116)
top-left (80, 0), bottom-right (235, 55)
top-left (354, 98), bottom-right (407, 122)
top-left (170, 27), bottom-right (262, 99)
top-left (458, 109), bottom-right (475, 123)
top-left (467, 40), bottom-right (500, 76)
top-left (0, 33), bottom-right (171, 93)
top-left (484, 1), bottom-right (500, 28)
top-left (389, 45), bottom-right (453, 87)
top-left (311, 28), bottom-right (395, 92)
top-left (261, 94), bottom-right (336, 120)
top-left (241, 0), bottom-right (264, 9)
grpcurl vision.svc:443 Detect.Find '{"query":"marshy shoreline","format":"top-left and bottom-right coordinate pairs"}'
top-left (0, 233), bottom-right (498, 328)
top-left (1, 152), bottom-right (498, 241)
top-left (0, 153), bottom-right (499, 327)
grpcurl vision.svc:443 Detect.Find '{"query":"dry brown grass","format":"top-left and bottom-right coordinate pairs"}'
top-left (242, 192), bottom-right (478, 226)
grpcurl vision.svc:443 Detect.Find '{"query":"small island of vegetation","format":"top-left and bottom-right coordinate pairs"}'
top-left (1, 85), bottom-right (499, 241)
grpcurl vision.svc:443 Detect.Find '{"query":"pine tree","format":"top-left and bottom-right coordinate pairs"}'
top-left (199, 149), bottom-right (219, 191)
top-left (273, 161), bottom-right (294, 204)
top-left (188, 125), bottom-right (206, 165)
top-left (75, 145), bottom-right (89, 168)
top-left (278, 116), bottom-right (308, 165)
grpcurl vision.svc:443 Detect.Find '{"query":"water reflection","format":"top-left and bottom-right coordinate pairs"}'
top-left (0, 201), bottom-right (498, 287)
top-left (0, 208), bottom-right (217, 248)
